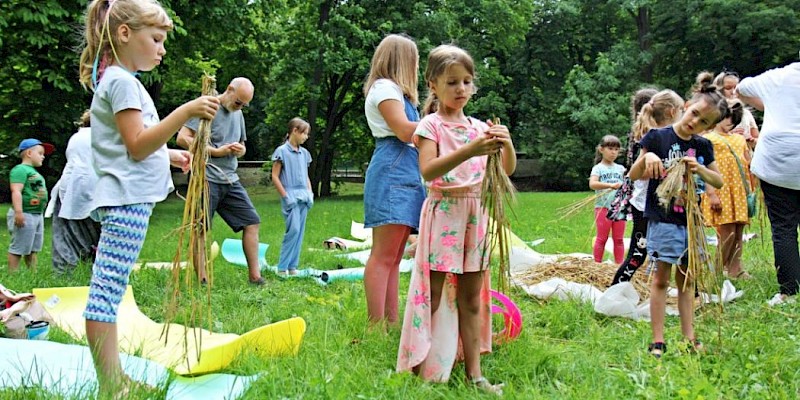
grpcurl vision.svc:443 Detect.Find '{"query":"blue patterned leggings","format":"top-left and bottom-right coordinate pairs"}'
top-left (83, 204), bottom-right (153, 323)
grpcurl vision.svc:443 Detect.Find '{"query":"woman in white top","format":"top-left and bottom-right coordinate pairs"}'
top-left (46, 110), bottom-right (101, 274)
top-left (362, 34), bottom-right (426, 326)
top-left (737, 61), bottom-right (800, 306)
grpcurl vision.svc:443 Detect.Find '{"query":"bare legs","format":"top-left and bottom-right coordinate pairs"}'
top-left (717, 223), bottom-right (746, 277)
top-left (193, 224), bottom-right (262, 283)
top-left (649, 261), bottom-right (671, 346)
top-left (458, 271), bottom-right (486, 380)
top-left (86, 320), bottom-right (122, 394)
top-left (364, 224), bottom-right (410, 325)
top-left (242, 224), bottom-right (263, 281)
top-left (7, 252), bottom-right (36, 272)
top-left (650, 261), bottom-right (696, 354)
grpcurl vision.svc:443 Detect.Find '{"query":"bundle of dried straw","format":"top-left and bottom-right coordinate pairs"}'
top-left (682, 162), bottom-right (722, 300)
top-left (481, 118), bottom-right (516, 294)
top-left (162, 74), bottom-right (216, 360)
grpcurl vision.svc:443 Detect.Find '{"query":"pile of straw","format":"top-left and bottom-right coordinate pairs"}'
top-left (512, 257), bottom-right (698, 308)
top-left (481, 117), bottom-right (517, 294)
top-left (514, 257), bottom-right (650, 299)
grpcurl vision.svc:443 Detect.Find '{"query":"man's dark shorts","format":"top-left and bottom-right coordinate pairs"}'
top-left (208, 181), bottom-right (260, 232)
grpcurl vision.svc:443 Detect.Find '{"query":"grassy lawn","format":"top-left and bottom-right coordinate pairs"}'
top-left (1, 182), bottom-right (797, 399)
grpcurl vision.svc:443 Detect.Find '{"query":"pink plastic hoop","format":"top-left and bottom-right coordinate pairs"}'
top-left (490, 290), bottom-right (522, 343)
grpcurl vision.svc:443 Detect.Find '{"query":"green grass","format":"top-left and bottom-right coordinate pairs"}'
top-left (1, 183), bottom-right (798, 399)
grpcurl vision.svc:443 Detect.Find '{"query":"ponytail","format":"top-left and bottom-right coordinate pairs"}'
top-left (79, 0), bottom-right (172, 90)
top-left (726, 98), bottom-right (744, 127)
top-left (631, 89), bottom-right (684, 141)
top-left (422, 93), bottom-right (438, 115)
top-left (286, 117), bottom-right (310, 141)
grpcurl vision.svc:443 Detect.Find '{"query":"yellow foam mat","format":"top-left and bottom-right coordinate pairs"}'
top-left (32, 286), bottom-right (306, 376)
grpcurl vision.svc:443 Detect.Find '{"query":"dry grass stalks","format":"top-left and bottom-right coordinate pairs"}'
top-left (162, 74), bottom-right (216, 362)
top-left (556, 190), bottom-right (611, 220)
top-left (481, 117), bottom-right (517, 294)
top-left (655, 161), bottom-right (687, 211)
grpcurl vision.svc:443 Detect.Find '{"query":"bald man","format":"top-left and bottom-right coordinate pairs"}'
top-left (178, 77), bottom-right (264, 286)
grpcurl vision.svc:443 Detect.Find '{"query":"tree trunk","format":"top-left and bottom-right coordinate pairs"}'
top-left (305, 0), bottom-right (331, 198)
top-left (633, 6), bottom-right (652, 82)
top-left (317, 68), bottom-right (359, 196)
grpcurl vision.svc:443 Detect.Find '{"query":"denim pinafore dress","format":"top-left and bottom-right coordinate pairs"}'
top-left (363, 97), bottom-right (426, 229)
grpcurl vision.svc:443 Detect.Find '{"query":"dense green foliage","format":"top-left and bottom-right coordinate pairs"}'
top-left (1, 0), bottom-right (799, 193)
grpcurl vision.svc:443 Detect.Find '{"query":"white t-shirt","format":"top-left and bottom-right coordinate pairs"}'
top-left (735, 108), bottom-right (758, 140)
top-left (90, 66), bottom-right (173, 208)
top-left (365, 79), bottom-right (404, 138)
top-left (56, 127), bottom-right (97, 219)
top-left (630, 179), bottom-right (648, 212)
top-left (737, 62), bottom-right (800, 190)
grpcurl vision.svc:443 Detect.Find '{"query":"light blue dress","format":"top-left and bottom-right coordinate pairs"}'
top-left (272, 142), bottom-right (313, 272)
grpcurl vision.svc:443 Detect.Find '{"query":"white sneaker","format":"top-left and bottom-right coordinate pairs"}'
top-left (767, 293), bottom-right (795, 306)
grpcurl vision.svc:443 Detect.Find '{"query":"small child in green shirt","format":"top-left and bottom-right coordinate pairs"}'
top-left (7, 138), bottom-right (54, 271)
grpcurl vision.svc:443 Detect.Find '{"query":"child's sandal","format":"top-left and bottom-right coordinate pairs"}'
top-left (470, 376), bottom-right (504, 396)
top-left (648, 342), bottom-right (666, 359)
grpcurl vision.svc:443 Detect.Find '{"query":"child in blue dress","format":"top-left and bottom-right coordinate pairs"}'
top-left (272, 118), bottom-right (313, 275)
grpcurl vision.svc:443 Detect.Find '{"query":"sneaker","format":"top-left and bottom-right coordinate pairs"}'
top-left (767, 293), bottom-right (794, 306)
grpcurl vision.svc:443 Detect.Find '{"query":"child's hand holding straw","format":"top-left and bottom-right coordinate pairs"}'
top-left (642, 152), bottom-right (665, 179)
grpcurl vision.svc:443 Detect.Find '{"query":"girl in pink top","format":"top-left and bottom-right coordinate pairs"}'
top-left (397, 44), bottom-right (516, 395)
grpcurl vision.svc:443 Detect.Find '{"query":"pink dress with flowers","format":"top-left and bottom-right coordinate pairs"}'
top-left (396, 113), bottom-right (493, 382)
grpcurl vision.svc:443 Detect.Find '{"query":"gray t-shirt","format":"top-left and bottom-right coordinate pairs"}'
top-left (185, 106), bottom-right (247, 184)
top-left (90, 66), bottom-right (172, 208)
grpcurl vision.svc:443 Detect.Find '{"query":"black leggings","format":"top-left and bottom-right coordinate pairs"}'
top-left (761, 180), bottom-right (800, 296)
top-left (611, 208), bottom-right (648, 285)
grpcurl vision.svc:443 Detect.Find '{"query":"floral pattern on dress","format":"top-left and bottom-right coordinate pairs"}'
top-left (397, 113), bottom-right (494, 382)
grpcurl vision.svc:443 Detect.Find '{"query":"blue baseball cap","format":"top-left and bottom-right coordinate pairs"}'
top-left (18, 138), bottom-right (55, 155)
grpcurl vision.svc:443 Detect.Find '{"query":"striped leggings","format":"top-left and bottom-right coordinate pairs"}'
top-left (83, 204), bottom-right (153, 323)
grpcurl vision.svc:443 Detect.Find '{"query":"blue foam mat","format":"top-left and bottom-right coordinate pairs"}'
top-left (0, 338), bottom-right (257, 399)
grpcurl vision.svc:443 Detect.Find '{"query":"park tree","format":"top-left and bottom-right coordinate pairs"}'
top-left (260, 0), bottom-right (532, 197)
top-left (0, 0), bottom-right (88, 176)
top-left (1, 0), bottom-right (798, 193)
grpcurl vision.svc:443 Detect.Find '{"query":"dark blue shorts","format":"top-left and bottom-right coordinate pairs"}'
top-left (208, 181), bottom-right (260, 232)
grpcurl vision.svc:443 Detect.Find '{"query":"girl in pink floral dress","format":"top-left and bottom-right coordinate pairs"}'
top-left (396, 45), bottom-right (516, 395)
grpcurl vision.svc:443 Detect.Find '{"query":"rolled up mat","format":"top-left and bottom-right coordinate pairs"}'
top-left (221, 238), bottom-right (269, 269)
top-left (316, 267), bottom-right (366, 284)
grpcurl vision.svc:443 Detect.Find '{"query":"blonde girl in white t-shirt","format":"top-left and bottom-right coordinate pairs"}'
top-left (362, 34), bottom-right (427, 327)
